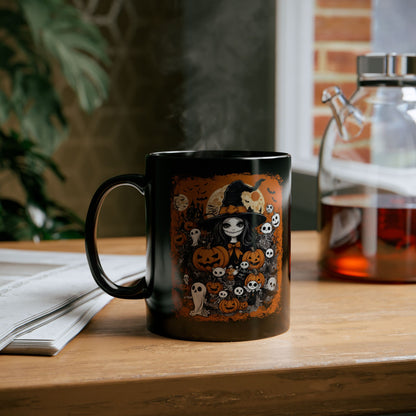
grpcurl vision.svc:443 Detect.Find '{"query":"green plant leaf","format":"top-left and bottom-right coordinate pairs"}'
top-left (0, 130), bottom-right (63, 204)
top-left (0, 9), bottom-right (26, 43)
top-left (0, 1), bottom-right (107, 240)
top-left (0, 198), bottom-right (33, 241)
top-left (9, 71), bottom-right (67, 154)
top-left (59, 50), bottom-right (109, 110)
top-left (0, 8), bottom-right (41, 70)
top-left (0, 43), bottom-right (15, 71)
top-left (23, 74), bottom-right (67, 153)
top-left (0, 91), bottom-right (10, 123)
top-left (0, 131), bottom-right (85, 241)
top-left (19, 0), bottom-right (110, 113)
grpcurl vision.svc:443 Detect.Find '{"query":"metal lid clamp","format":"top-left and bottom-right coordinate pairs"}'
top-left (357, 53), bottom-right (416, 85)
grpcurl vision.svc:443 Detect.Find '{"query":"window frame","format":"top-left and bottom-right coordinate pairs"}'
top-left (275, 0), bottom-right (318, 175)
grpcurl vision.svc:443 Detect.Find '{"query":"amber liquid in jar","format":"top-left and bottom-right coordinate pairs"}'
top-left (320, 194), bottom-right (416, 282)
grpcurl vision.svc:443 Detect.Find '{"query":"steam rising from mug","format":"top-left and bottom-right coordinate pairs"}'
top-left (178, 0), bottom-right (275, 150)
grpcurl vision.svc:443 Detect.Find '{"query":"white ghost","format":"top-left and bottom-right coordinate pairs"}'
top-left (190, 283), bottom-right (208, 316)
top-left (190, 228), bottom-right (201, 246)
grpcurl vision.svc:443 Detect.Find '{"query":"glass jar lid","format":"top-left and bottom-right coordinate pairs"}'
top-left (358, 53), bottom-right (416, 84)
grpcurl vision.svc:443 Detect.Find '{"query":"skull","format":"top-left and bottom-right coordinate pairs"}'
top-left (265, 248), bottom-right (274, 258)
top-left (190, 228), bottom-right (201, 246)
top-left (212, 267), bottom-right (226, 278)
top-left (265, 277), bottom-right (277, 291)
top-left (266, 204), bottom-right (273, 213)
top-left (240, 261), bottom-right (250, 270)
top-left (247, 280), bottom-right (259, 291)
top-left (234, 286), bottom-right (244, 296)
top-left (191, 282), bottom-right (206, 295)
top-left (218, 290), bottom-right (228, 298)
top-left (272, 213), bottom-right (280, 227)
top-left (261, 223), bottom-right (273, 234)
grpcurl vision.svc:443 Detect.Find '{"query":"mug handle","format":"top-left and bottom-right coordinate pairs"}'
top-left (85, 174), bottom-right (150, 299)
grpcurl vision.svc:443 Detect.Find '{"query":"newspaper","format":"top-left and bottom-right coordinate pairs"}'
top-left (0, 249), bottom-right (145, 356)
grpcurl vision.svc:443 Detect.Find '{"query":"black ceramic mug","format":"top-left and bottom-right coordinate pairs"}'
top-left (85, 150), bottom-right (291, 341)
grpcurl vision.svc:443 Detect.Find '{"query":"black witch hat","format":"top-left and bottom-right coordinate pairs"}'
top-left (202, 179), bottom-right (266, 227)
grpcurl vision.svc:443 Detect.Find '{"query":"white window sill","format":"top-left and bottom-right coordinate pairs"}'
top-left (275, 0), bottom-right (316, 179)
top-left (292, 156), bottom-right (319, 176)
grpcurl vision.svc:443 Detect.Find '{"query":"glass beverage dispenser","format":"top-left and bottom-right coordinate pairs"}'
top-left (319, 53), bottom-right (416, 282)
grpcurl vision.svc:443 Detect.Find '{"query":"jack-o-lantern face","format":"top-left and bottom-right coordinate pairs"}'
top-left (192, 246), bottom-right (229, 272)
top-left (206, 281), bottom-right (224, 295)
top-left (219, 298), bottom-right (239, 314)
top-left (184, 221), bottom-right (196, 231)
top-left (239, 300), bottom-right (248, 310)
top-left (174, 233), bottom-right (186, 246)
top-left (245, 272), bottom-right (265, 288)
top-left (242, 249), bottom-right (265, 270)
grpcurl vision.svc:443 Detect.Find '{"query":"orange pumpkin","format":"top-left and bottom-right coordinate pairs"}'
top-left (245, 272), bottom-right (265, 288)
top-left (184, 221), bottom-right (196, 231)
top-left (192, 246), bottom-right (229, 272)
top-left (239, 300), bottom-right (248, 310)
top-left (218, 298), bottom-right (239, 314)
top-left (174, 233), bottom-right (186, 246)
top-left (242, 249), bottom-right (265, 270)
top-left (206, 281), bottom-right (224, 295)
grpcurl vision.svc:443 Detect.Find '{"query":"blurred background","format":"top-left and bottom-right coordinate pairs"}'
top-left (60, 0), bottom-right (276, 238)
top-left (1, 0), bottom-right (413, 240)
top-left (0, 0), bottom-right (276, 239)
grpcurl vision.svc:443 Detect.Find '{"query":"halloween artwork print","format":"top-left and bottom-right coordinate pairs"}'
top-left (170, 172), bottom-right (284, 322)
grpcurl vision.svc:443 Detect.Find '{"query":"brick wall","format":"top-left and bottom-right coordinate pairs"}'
top-left (313, 0), bottom-right (372, 155)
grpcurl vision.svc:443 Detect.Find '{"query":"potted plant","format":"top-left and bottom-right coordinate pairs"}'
top-left (0, 0), bottom-right (109, 240)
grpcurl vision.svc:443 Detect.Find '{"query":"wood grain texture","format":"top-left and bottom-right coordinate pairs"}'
top-left (0, 232), bottom-right (415, 415)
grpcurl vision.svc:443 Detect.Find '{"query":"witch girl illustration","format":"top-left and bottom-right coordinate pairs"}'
top-left (201, 179), bottom-right (266, 266)
top-left (170, 173), bottom-right (283, 322)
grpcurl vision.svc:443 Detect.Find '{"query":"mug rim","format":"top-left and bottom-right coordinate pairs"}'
top-left (147, 150), bottom-right (291, 160)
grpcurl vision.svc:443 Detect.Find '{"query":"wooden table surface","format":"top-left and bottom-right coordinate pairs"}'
top-left (0, 231), bottom-right (415, 416)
